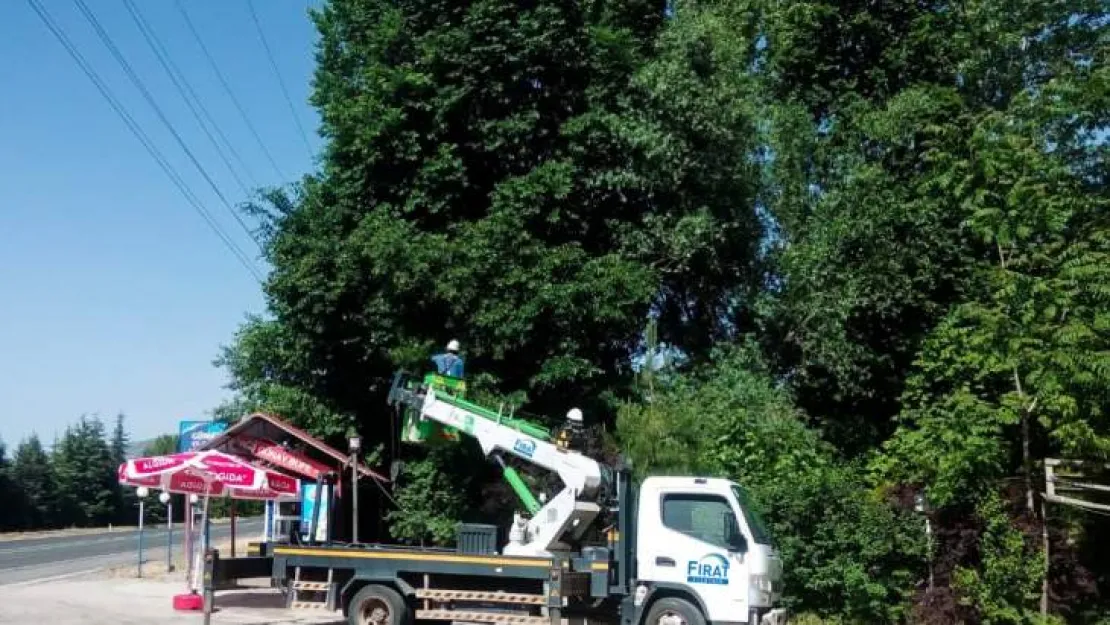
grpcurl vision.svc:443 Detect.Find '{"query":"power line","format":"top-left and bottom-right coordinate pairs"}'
top-left (72, 0), bottom-right (262, 251)
top-left (174, 0), bottom-right (288, 182)
top-left (123, 0), bottom-right (262, 190)
top-left (247, 0), bottom-right (315, 160)
top-left (24, 0), bottom-right (263, 282)
top-left (121, 0), bottom-right (258, 197)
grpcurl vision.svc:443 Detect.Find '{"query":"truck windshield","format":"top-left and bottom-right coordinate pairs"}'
top-left (731, 484), bottom-right (773, 546)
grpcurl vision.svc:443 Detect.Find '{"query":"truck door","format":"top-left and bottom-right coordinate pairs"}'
top-left (639, 490), bottom-right (749, 621)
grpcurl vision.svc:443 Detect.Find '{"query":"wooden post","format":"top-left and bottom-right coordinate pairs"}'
top-left (202, 549), bottom-right (215, 625)
top-left (1041, 461), bottom-right (1054, 619)
top-left (1040, 495), bottom-right (1050, 618)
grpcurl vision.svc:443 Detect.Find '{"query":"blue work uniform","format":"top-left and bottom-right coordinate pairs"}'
top-left (431, 352), bottom-right (465, 378)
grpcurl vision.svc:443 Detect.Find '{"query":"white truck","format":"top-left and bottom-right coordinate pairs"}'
top-left (269, 371), bottom-right (786, 625)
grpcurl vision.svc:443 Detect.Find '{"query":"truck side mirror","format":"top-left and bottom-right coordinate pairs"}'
top-left (725, 514), bottom-right (747, 553)
top-left (730, 532), bottom-right (748, 554)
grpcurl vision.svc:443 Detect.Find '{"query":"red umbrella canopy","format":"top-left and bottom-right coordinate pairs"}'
top-left (119, 449), bottom-right (300, 501)
top-left (119, 465), bottom-right (227, 497)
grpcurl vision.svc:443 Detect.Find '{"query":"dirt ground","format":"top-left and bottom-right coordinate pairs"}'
top-left (0, 535), bottom-right (340, 625)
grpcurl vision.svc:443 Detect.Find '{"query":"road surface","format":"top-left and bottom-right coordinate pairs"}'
top-left (0, 517), bottom-right (263, 585)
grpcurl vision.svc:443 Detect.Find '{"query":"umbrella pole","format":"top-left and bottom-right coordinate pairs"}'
top-left (230, 500), bottom-right (237, 558)
top-left (185, 497), bottom-right (194, 590)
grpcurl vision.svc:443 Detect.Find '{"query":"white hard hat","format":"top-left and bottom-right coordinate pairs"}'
top-left (446, 339), bottom-right (460, 352)
top-left (567, 408), bottom-right (583, 423)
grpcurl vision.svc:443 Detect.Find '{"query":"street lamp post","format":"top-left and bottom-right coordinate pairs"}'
top-left (136, 486), bottom-right (149, 578)
top-left (186, 493), bottom-right (199, 589)
top-left (160, 492), bottom-right (174, 572)
top-left (349, 435), bottom-right (361, 544)
top-left (915, 492), bottom-right (934, 590)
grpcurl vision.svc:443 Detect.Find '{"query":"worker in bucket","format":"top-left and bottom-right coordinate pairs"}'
top-left (431, 339), bottom-right (465, 378)
top-left (556, 407), bottom-right (585, 451)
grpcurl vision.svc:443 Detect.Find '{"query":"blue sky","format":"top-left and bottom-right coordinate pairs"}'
top-left (0, 1), bottom-right (323, 447)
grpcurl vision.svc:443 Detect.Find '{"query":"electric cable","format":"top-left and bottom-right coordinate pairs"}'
top-left (174, 0), bottom-right (288, 181)
top-left (25, 0), bottom-right (263, 282)
top-left (121, 0), bottom-right (258, 197)
top-left (73, 0), bottom-right (262, 250)
top-left (246, 0), bottom-right (315, 159)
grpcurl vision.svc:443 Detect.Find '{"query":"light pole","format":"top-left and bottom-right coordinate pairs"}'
top-left (136, 486), bottom-right (149, 578)
top-left (160, 492), bottom-right (174, 572)
top-left (915, 492), bottom-right (934, 590)
top-left (186, 493), bottom-right (199, 590)
top-left (349, 435), bottom-right (361, 544)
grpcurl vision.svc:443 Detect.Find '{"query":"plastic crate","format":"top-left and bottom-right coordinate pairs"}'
top-left (456, 523), bottom-right (499, 555)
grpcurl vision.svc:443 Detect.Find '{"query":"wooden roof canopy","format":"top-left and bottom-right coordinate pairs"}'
top-left (199, 412), bottom-right (388, 484)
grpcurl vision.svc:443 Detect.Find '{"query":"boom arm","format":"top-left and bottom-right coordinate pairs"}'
top-left (388, 372), bottom-right (604, 557)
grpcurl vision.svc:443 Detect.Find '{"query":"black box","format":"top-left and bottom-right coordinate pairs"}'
top-left (456, 523), bottom-right (499, 555)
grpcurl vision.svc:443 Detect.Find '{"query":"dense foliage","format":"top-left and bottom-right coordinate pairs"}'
top-left (219, 0), bottom-right (1108, 622)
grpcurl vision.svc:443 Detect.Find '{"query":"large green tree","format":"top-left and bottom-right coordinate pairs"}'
top-left (53, 416), bottom-right (118, 527)
top-left (223, 0), bottom-right (769, 536)
top-left (0, 439), bottom-right (13, 530)
top-left (10, 435), bottom-right (59, 530)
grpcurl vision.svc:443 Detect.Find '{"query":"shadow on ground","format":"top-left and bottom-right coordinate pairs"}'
top-left (212, 589), bottom-right (344, 624)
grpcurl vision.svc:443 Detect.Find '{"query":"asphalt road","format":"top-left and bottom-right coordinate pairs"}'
top-left (0, 517), bottom-right (263, 585)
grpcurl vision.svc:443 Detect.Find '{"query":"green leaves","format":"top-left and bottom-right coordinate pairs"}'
top-left (208, 0), bottom-right (1109, 620)
top-left (953, 494), bottom-right (1049, 625)
top-left (618, 346), bottom-right (924, 622)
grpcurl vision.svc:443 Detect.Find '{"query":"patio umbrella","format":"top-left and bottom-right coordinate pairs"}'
top-left (119, 449), bottom-right (300, 498)
top-left (118, 450), bottom-right (301, 595)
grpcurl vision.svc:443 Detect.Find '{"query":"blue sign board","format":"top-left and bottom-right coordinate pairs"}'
top-left (177, 420), bottom-right (229, 453)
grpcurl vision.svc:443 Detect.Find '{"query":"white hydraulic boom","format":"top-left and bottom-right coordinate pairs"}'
top-left (388, 373), bottom-right (605, 558)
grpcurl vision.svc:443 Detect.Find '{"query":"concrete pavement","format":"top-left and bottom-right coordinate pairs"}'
top-left (0, 517), bottom-right (263, 585)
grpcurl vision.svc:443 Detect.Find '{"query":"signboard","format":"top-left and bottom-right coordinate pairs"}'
top-left (177, 420), bottom-right (228, 453)
top-left (300, 482), bottom-right (331, 542)
top-left (237, 435), bottom-right (330, 480)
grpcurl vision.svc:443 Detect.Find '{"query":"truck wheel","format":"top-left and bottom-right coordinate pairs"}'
top-left (347, 584), bottom-right (410, 625)
top-left (644, 597), bottom-right (706, 625)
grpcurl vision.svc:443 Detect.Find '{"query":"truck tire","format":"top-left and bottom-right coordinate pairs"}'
top-left (347, 584), bottom-right (410, 625)
top-left (643, 597), bottom-right (707, 625)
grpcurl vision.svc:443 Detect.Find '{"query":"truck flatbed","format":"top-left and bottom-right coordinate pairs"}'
top-left (268, 539), bottom-right (614, 624)
top-left (273, 542), bottom-right (558, 580)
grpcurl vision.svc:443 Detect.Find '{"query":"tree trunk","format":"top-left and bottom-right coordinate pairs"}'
top-left (1014, 367), bottom-right (1047, 616)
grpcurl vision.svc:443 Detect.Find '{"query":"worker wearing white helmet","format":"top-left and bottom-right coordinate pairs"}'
top-left (557, 407), bottom-right (585, 451)
top-left (432, 339), bottom-right (465, 378)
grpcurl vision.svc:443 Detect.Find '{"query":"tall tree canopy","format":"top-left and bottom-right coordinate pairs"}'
top-left (217, 0), bottom-right (1109, 621)
top-left (228, 0), bottom-right (769, 430)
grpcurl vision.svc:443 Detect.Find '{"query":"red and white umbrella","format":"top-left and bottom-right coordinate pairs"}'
top-left (119, 450), bottom-right (302, 598)
top-left (118, 449), bottom-right (300, 500)
top-left (118, 465), bottom-right (228, 497)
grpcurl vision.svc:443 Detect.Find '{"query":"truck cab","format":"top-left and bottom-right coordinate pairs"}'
top-left (633, 477), bottom-right (784, 625)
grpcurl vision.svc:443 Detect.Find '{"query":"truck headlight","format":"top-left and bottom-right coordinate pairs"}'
top-left (748, 575), bottom-right (777, 607)
top-left (751, 575), bottom-right (774, 593)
